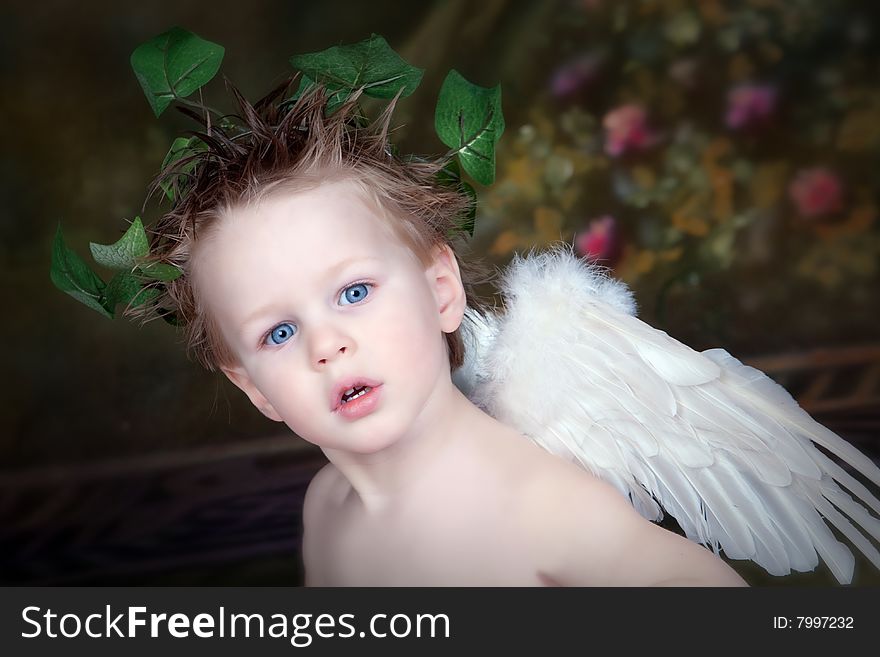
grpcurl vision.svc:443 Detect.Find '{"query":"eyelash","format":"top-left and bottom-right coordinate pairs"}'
top-left (339, 278), bottom-right (374, 304)
top-left (258, 279), bottom-right (376, 349)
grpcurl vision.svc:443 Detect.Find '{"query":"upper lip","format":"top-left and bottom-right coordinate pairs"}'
top-left (330, 377), bottom-right (382, 411)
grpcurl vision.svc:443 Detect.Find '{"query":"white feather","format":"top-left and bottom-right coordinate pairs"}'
top-left (456, 245), bottom-right (880, 584)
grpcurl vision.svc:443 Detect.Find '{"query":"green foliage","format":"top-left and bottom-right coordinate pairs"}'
top-left (51, 225), bottom-right (112, 318)
top-left (435, 70), bottom-right (505, 186)
top-left (159, 136), bottom-right (208, 201)
top-left (89, 217), bottom-right (149, 270)
top-left (104, 272), bottom-right (161, 313)
top-left (290, 34), bottom-right (424, 107)
top-left (139, 262), bottom-right (183, 282)
top-left (436, 159), bottom-right (477, 236)
top-left (130, 26), bottom-right (225, 117)
top-left (54, 28), bottom-right (503, 324)
top-left (52, 218), bottom-right (180, 317)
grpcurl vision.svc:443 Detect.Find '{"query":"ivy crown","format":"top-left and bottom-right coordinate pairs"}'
top-left (51, 27), bottom-right (503, 371)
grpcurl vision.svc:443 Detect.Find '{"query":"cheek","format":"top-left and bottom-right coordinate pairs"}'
top-left (249, 358), bottom-right (313, 418)
top-left (277, 393), bottom-right (328, 443)
top-left (374, 290), bottom-right (443, 358)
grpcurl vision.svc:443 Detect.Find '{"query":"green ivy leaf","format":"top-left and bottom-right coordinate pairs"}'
top-left (290, 34), bottom-right (423, 102)
top-left (103, 272), bottom-right (142, 312)
top-left (89, 217), bottom-right (149, 271)
top-left (138, 261), bottom-right (183, 282)
top-left (159, 136), bottom-right (207, 201)
top-left (286, 74), bottom-right (315, 102)
top-left (435, 160), bottom-right (477, 237)
top-left (50, 224), bottom-right (112, 318)
top-left (458, 181), bottom-right (478, 237)
top-left (103, 272), bottom-right (161, 314)
top-left (283, 74), bottom-right (350, 115)
top-left (138, 287), bottom-right (163, 307)
top-left (131, 26), bottom-right (225, 117)
top-left (435, 70), bottom-right (505, 186)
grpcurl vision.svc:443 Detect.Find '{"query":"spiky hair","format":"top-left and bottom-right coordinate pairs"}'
top-left (128, 79), bottom-right (483, 371)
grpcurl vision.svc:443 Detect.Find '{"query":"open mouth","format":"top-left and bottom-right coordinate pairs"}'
top-left (340, 385), bottom-right (373, 405)
top-left (332, 379), bottom-right (383, 421)
top-left (331, 377), bottom-right (383, 412)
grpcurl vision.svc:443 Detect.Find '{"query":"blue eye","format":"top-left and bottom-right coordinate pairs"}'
top-left (339, 283), bottom-right (372, 306)
top-left (265, 322), bottom-right (297, 346)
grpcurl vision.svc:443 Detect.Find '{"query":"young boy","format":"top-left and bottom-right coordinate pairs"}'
top-left (141, 86), bottom-right (746, 586)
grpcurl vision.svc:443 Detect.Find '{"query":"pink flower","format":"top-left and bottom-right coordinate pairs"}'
top-left (602, 105), bottom-right (658, 157)
top-left (574, 215), bottom-right (621, 266)
top-left (725, 83), bottom-right (777, 129)
top-left (788, 168), bottom-right (844, 218)
top-left (550, 53), bottom-right (602, 98)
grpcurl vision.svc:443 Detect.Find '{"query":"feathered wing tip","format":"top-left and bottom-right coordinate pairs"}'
top-left (699, 349), bottom-right (880, 582)
top-left (456, 246), bottom-right (880, 584)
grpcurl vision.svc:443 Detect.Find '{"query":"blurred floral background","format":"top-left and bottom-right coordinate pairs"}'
top-left (3, 0), bottom-right (878, 584)
top-left (473, 0), bottom-right (879, 354)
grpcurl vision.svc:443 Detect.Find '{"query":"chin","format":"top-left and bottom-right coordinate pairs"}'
top-left (343, 415), bottom-right (416, 454)
top-left (349, 428), bottom-right (407, 454)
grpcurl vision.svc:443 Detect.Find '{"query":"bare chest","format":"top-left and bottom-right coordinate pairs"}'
top-left (310, 487), bottom-right (545, 586)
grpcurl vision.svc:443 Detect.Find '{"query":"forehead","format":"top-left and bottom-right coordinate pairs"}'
top-left (200, 180), bottom-right (412, 264)
top-left (191, 180), bottom-right (421, 324)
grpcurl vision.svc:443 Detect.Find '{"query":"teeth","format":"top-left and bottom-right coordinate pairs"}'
top-left (341, 385), bottom-right (372, 404)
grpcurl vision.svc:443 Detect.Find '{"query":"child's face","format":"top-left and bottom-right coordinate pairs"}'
top-left (193, 180), bottom-right (464, 453)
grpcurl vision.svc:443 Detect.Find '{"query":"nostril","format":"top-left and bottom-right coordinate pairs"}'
top-left (316, 346), bottom-right (347, 366)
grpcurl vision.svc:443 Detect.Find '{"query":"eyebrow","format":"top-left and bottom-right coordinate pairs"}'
top-left (238, 255), bottom-right (383, 336)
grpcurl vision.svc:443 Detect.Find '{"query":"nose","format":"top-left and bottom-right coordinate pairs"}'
top-left (307, 322), bottom-right (353, 368)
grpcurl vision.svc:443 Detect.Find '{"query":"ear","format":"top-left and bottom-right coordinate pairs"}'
top-left (221, 365), bottom-right (284, 422)
top-left (426, 244), bottom-right (466, 333)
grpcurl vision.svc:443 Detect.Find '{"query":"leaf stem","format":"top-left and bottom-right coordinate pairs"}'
top-left (200, 88), bottom-right (212, 136)
top-left (174, 95), bottom-right (226, 122)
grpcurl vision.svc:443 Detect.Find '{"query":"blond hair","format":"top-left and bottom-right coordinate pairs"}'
top-left (130, 80), bottom-right (483, 371)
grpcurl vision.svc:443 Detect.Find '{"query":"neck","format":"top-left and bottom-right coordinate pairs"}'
top-left (321, 380), bottom-right (489, 514)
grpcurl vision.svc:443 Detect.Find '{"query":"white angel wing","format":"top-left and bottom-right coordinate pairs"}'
top-left (455, 245), bottom-right (880, 584)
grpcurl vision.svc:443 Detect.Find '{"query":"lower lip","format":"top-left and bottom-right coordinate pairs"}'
top-left (335, 385), bottom-right (383, 421)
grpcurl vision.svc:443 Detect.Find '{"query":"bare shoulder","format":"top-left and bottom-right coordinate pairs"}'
top-left (302, 462), bottom-right (346, 586)
top-left (519, 456), bottom-right (747, 587)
